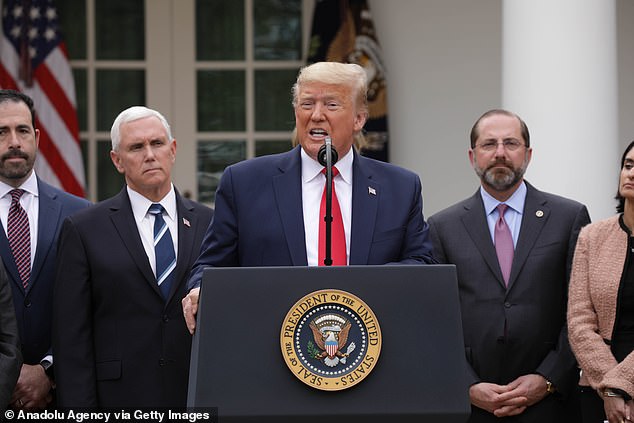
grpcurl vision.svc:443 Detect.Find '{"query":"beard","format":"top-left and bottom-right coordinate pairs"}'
top-left (474, 155), bottom-right (529, 192)
top-left (0, 150), bottom-right (35, 182)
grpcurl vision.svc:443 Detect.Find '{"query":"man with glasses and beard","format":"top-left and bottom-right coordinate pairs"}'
top-left (428, 109), bottom-right (590, 422)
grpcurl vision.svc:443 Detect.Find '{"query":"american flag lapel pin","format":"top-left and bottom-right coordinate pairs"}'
top-left (183, 218), bottom-right (191, 227)
top-left (368, 186), bottom-right (376, 196)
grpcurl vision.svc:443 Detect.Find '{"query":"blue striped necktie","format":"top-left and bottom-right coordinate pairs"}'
top-left (148, 203), bottom-right (175, 299)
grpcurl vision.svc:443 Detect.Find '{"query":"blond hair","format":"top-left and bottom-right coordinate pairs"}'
top-left (291, 62), bottom-right (368, 149)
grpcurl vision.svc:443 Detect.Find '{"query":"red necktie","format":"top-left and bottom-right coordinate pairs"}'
top-left (7, 189), bottom-right (31, 288)
top-left (318, 167), bottom-right (346, 266)
top-left (494, 204), bottom-right (514, 286)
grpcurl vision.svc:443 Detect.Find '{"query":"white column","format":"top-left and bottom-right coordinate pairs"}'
top-left (502, 0), bottom-right (618, 220)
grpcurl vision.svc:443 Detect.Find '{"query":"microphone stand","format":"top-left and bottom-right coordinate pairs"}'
top-left (318, 137), bottom-right (338, 266)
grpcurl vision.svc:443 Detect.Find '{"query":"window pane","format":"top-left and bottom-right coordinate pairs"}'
top-left (254, 0), bottom-right (301, 60)
top-left (255, 140), bottom-right (293, 157)
top-left (197, 71), bottom-right (245, 131)
top-left (57, 0), bottom-right (86, 59)
top-left (196, 0), bottom-right (244, 60)
top-left (95, 0), bottom-right (144, 60)
top-left (73, 69), bottom-right (87, 132)
top-left (97, 140), bottom-right (125, 201)
top-left (96, 70), bottom-right (145, 131)
top-left (255, 69), bottom-right (297, 131)
top-left (197, 141), bottom-right (246, 205)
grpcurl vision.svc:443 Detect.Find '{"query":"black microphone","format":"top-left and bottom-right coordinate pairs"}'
top-left (317, 137), bottom-right (338, 167)
top-left (318, 137), bottom-right (338, 266)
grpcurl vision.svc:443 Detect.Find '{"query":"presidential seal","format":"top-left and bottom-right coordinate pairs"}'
top-left (280, 289), bottom-right (381, 391)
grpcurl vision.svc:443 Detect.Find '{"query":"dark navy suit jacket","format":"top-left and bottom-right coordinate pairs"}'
top-left (53, 188), bottom-right (213, 408)
top-left (188, 146), bottom-right (435, 289)
top-left (0, 257), bottom-right (21, 412)
top-left (0, 178), bottom-right (89, 365)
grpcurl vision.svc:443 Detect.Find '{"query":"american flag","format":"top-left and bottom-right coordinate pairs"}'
top-left (308, 0), bottom-right (390, 163)
top-left (325, 337), bottom-right (338, 358)
top-left (0, 0), bottom-right (85, 197)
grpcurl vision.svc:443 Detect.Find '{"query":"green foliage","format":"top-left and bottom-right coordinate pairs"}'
top-left (306, 340), bottom-right (321, 359)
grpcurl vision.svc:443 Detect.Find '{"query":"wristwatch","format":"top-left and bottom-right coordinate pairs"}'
top-left (40, 359), bottom-right (54, 379)
top-left (603, 387), bottom-right (632, 401)
top-left (546, 380), bottom-right (556, 394)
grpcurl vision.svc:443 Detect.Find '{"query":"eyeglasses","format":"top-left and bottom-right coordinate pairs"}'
top-left (475, 139), bottom-right (525, 152)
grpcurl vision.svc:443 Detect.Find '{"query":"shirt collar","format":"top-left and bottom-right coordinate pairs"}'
top-left (127, 184), bottom-right (177, 224)
top-left (0, 171), bottom-right (39, 199)
top-left (480, 181), bottom-right (527, 216)
top-left (301, 146), bottom-right (354, 185)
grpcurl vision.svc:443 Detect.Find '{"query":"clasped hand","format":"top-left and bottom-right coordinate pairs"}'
top-left (469, 374), bottom-right (549, 418)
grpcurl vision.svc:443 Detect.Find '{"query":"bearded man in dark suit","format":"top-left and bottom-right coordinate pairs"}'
top-left (429, 109), bottom-right (590, 422)
top-left (0, 90), bottom-right (89, 411)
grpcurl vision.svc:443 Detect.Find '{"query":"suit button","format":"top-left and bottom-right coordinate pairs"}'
top-left (162, 315), bottom-right (169, 323)
top-left (504, 302), bottom-right (511, 308)
top-left (24, 299), bottom-right (32, 307)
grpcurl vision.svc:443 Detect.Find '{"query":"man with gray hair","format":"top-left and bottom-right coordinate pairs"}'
top-left (182, 61), bottom-right (435, 333)
top-left (53, 106), bottom-right (213, 408)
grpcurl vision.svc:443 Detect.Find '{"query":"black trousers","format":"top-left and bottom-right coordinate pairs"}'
top-left (579, 386), bottom-right (606, 423)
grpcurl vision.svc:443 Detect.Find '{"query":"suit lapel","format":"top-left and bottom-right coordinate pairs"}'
top-left (167, 193), bottom-right (199, 303)
top-left (1, 179), bottom-right (62, 293)
top-left (507, 184), bottom-right (549, 289)
top-left (109, 190), bottom-right (163, 298)
top-left (349, 153), bottom-right (379, 265)
top-left (272, 147), bottom-right (308, 265)
top-left (461, 191), bottom-right (507, 288)
top-left (31, 180), bottom-right (62, 290)
top-left (0, 229), bottom-right (21, 291)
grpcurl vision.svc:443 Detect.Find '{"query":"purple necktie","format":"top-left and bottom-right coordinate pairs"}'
top-left (7, 189), bottom-right (30, 289)
top-left (495, 204), bottom-right (514, 286)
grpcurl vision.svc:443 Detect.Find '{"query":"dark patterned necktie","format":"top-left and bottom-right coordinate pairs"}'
top-left (148, 203), bottom-right (175, 299)
top-left (7, 189), bottom-right (30, 288)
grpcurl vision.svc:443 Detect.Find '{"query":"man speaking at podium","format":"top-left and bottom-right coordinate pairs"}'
top-left (183, 61), bottom-right (435, 333)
